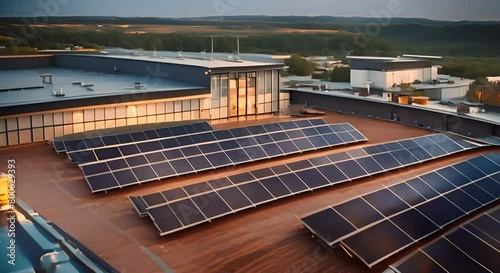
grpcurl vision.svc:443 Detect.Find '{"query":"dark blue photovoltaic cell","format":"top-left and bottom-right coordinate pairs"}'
top-left (130, 132), bottom-right (148, 142)
top-left (187, 156), bottom-right (213, 171)
top-left (419, 172), bottom-right (455, 194)
top-left (337, 132), bottom-right (356, 143)
top-left (65, 139), bottom-right (87, 152)
top-left (162, 149), bottom-right (184, 160)
top-left (488, 208), bottom-right (500, 222)
top-left (130, 196), bottom-right (148, 215)
top-left (334, 198), bottom-right (384, 228)
top-left (330, 124), bottom-right (345, 132)
top-left (137, 141), bottom-right (163, 153)
top-left (474, 177), bottom-right (500, 199)
top-left (217, 187), bottom-right (253, 211)
top-left (205, 152), bottom-right (233, 167)
top-left (219, 139), bottom-right (240, 150)
top-left (286, 129), bottom-right (305, 139)
top-left (308, 156), bottom-right (331, 166)
top-left (148, 205), bottom-right (183, 233)
top-left (468, 156), bottom-right (500, 175)
top-left (462, 224), bottom-right (500, 254)
top-left (384, 142), bottom-right (405, 151)
top-left (390, 150), bottom-right (420, 165)
top-left (355, 157), bottom-right (384, 174)
top-left (53, 141), bottom-right (66, 152)
top-left (250, 168), bottom-right (276, 179)
top-left (445, 228), bottom-right (500, 273)
top-left (170, 158), bottom-right (194, 174)
top-left (116, 134), bottom-right (133, 144)
top-left (301, 209), bottom-right (356, 243)
top-left (294, 119), bottom-right (313, 128)
top-left (119, 144), bottom-right (140, 156)
top-left (244, 146), bottom-right (268, 160)
top-left (287, 160), bottom-right (313, 171)
top-left (484, 153), bottom-right (500, 165)
top-left (421, 144), bottom-right (447, 157)
top-left (423, 239), bottom-right (489, 273)
top-left (143, 130), bottom-right (159, 139)
top-left (169, 199), bottom-right (207, 226)
top-left (389, 182), bottom-right (426, 206)
top-left (310, 119), bottom-right (327, 126)
top-left (296, 168), bottom-right (330, 189)
top-left (84, 137), bottom-right (104, 149)
top-left (197, 132), bottom-right (216, 142)
top-left (261, 143), bottom-right (284, 157)
top-left (169, 126), bottom-right (188, 136)
top-left (246, 125), bottom-right (266, 135)
top-left (87, 173), bottom-right (119, 191)
top-left (161, 188), bottom-right (187, 201)
top-left (277, 141), bottom-right (300, 154)
top-left (131, 165), bottom-right (158, 181)
top-left (106, 159), bottom-right (129, 171)
top-left (316, 125), bottom-right (333, 134)
top-left (175, 135), bottom-right (194, 146)
top-left (229, 127), bottom-right (251, 138)
top-left (363, 146), bottom-right (381, 155)
top-left (469, 215), bottom-right (500, 245)
top-left (141, 192), bottom-right (166, 207)
top-left (398, 139), bottom-right (419, 149)
top-left (308, 135), bottom-right (330, 148)
top-left (317, 165), bottom-right (349, 184)
top-left (156, 128), bottom-right (173, 138)
top-left (335, 160), bottom-right (367, 179)
top-left (406, 178), bottom-right (440, 200)
top-left (82, 163), bottom-right (110, 176)
top-left (322, 133), bottom-right (344, 146)
top-left (278, 173), bottom-right (309, 193)
top-left (363, 189), bottom-right (409, 217)
top-left (263, 122), bottom-right (283, 132)
top-left (372, 153), bottom-right (401, 170)
top-left (436, 166), bottom-right (471, 187)
top-left (207, 177), bottom-right (232, 189)
top-left (396, 251), bottom-right (447, 273)
top-left (260, 177), bottom-right (292, 198)
top-left (390, 209), bottom-right (439, 240)
top-left (125, 155), bottom-right (148, 167)
top-left (159, 138), bottom-right (180, 149)
top-left (279, 121), bottom-right (298, 130)
top-left (145, 152), bottom-right (166, 163)
top-left (437, 140), bottom-right (462, 153)
top-left (69, 151), bottom-right (97, 163)
top-left (444, 189), bottom-right (482, 213)
top-left (113, 169), bottom-right (138, 186)
top-left (453, 162), bottom-right (485, 181)
top-left (270, 132), bottom-right (289, 142)
top-left (292, 138), bottom-right (315, 151)
top-left (461, 184), bottom-right (495, 205)
top-left (238, 182), bottom-right (274, 204)
top-left (327, 151), bottom-right (351, 163)
top-left (198, 143), bottom-right (222, 153)
top-left (342, 220), bottom-right (414, 266)
top-left (406, 146), bottom-right (433, 161)
top-left (191, 192), bottom-right (232, 219)
top-left (180, 146), bottom-right (202, 157)
top-left (347, 149), bottom-right (367, 158)
top-left (225, 149), bottom-right (252, 163)
top-left (94, 147), bottom-right (122, 160)
top-left (349, 130), bottom-right (366, 141)
top-left (302, 128), bottom-right (320, 137)
top-left (416, 197), bottom-right (465, 227)
top-left (101, 136), bottom-right (120, 145)
top-left (236, 137), bottom-right (258, 147)
top-left (228, 173), bottom-right (256, 184)
top-left (151, 162), bottom-right (176, 178)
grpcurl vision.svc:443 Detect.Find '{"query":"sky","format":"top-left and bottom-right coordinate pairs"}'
top-left (0, 0), bottom-right (498, 21)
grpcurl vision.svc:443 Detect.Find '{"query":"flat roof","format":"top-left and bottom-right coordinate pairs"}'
top-left (0, 67), bottom-right (207, 109)
top-left (1, 113), bottom-right (496, 273)
top-left (92, 52), bottom-right (284, 69)
top-left (283, 82), bottom-right (500, 126)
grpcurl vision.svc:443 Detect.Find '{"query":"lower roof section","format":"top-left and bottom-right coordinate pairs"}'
top-left (0, 67), bottom-right (209, 117)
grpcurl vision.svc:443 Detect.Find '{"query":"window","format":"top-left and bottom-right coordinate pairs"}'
top-left (221, 74), bottom-right (228, 97)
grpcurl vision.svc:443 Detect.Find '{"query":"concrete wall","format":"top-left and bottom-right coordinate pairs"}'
top-left (54, 55), bottom-right (211, 87)
top-left (351, 68), bottom-right (432, 89)
top-left (441, 86), bottom-right (469, 101)
top-left (289, 90), bottom-right (499, 138)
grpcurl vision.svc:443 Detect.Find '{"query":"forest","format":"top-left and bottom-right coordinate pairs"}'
top-left (1, 16), bottom-right (499, 79)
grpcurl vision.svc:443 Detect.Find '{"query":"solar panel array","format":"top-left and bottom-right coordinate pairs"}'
top-left (391, 207), bottom-right (500, 273)
top-left (81, 119), bottom-right (368, 193)
top-left (129, 134), bottom-right (481, 236)
top-left (300, 153), bottom-right (500, 268)
top-left (52, 121), bottom-right (213, 154)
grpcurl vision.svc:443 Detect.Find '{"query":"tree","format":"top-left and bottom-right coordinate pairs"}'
top-left (285, 54), bottom-right (316, 76)
top-left (473, 76), bottom-right (491, 86)
top-left (329, 67), bottom-right (351, 82)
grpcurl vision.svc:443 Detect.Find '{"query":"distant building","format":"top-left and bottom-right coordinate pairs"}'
top-left (303, 56), bottom-right (348, 75)
top-left (486, 76), bottom-right (500, 84)
top-left (0, 53), bottom-right (286, 146)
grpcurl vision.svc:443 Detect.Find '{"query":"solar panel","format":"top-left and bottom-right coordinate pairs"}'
top-left (295, 168), bottom-right (330, 189)
top-left (301, 209), bottom-right (356, 243)
top-left (388, 182), bottom-right (426, 206)
top-left (415, 197), bottom-right (465, 227)
top-left (238, 182), bottom-right (274, 205)
top-left (333, 198), bottom-right (384, 228)
top-left (394, 252), bottom-right (447, 273)
top-left (168, 199), bottom-right (207, 226)
top-left (423, 239), bottom-right (490, 273)
top-left (260, 177), bottom-right (292, 198)
top-left (362, 189), bottom-right (409, 217)
top-left (341, 220), bottom-right (413, 267)
top-left (217, 187), bottom-right (253, 211)
top-left (149, 205), bottom-right (183, 234)
top-left (389, 209), bottom-right (439, 241)
top-left (191, 192), bottom-right (232, 219)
